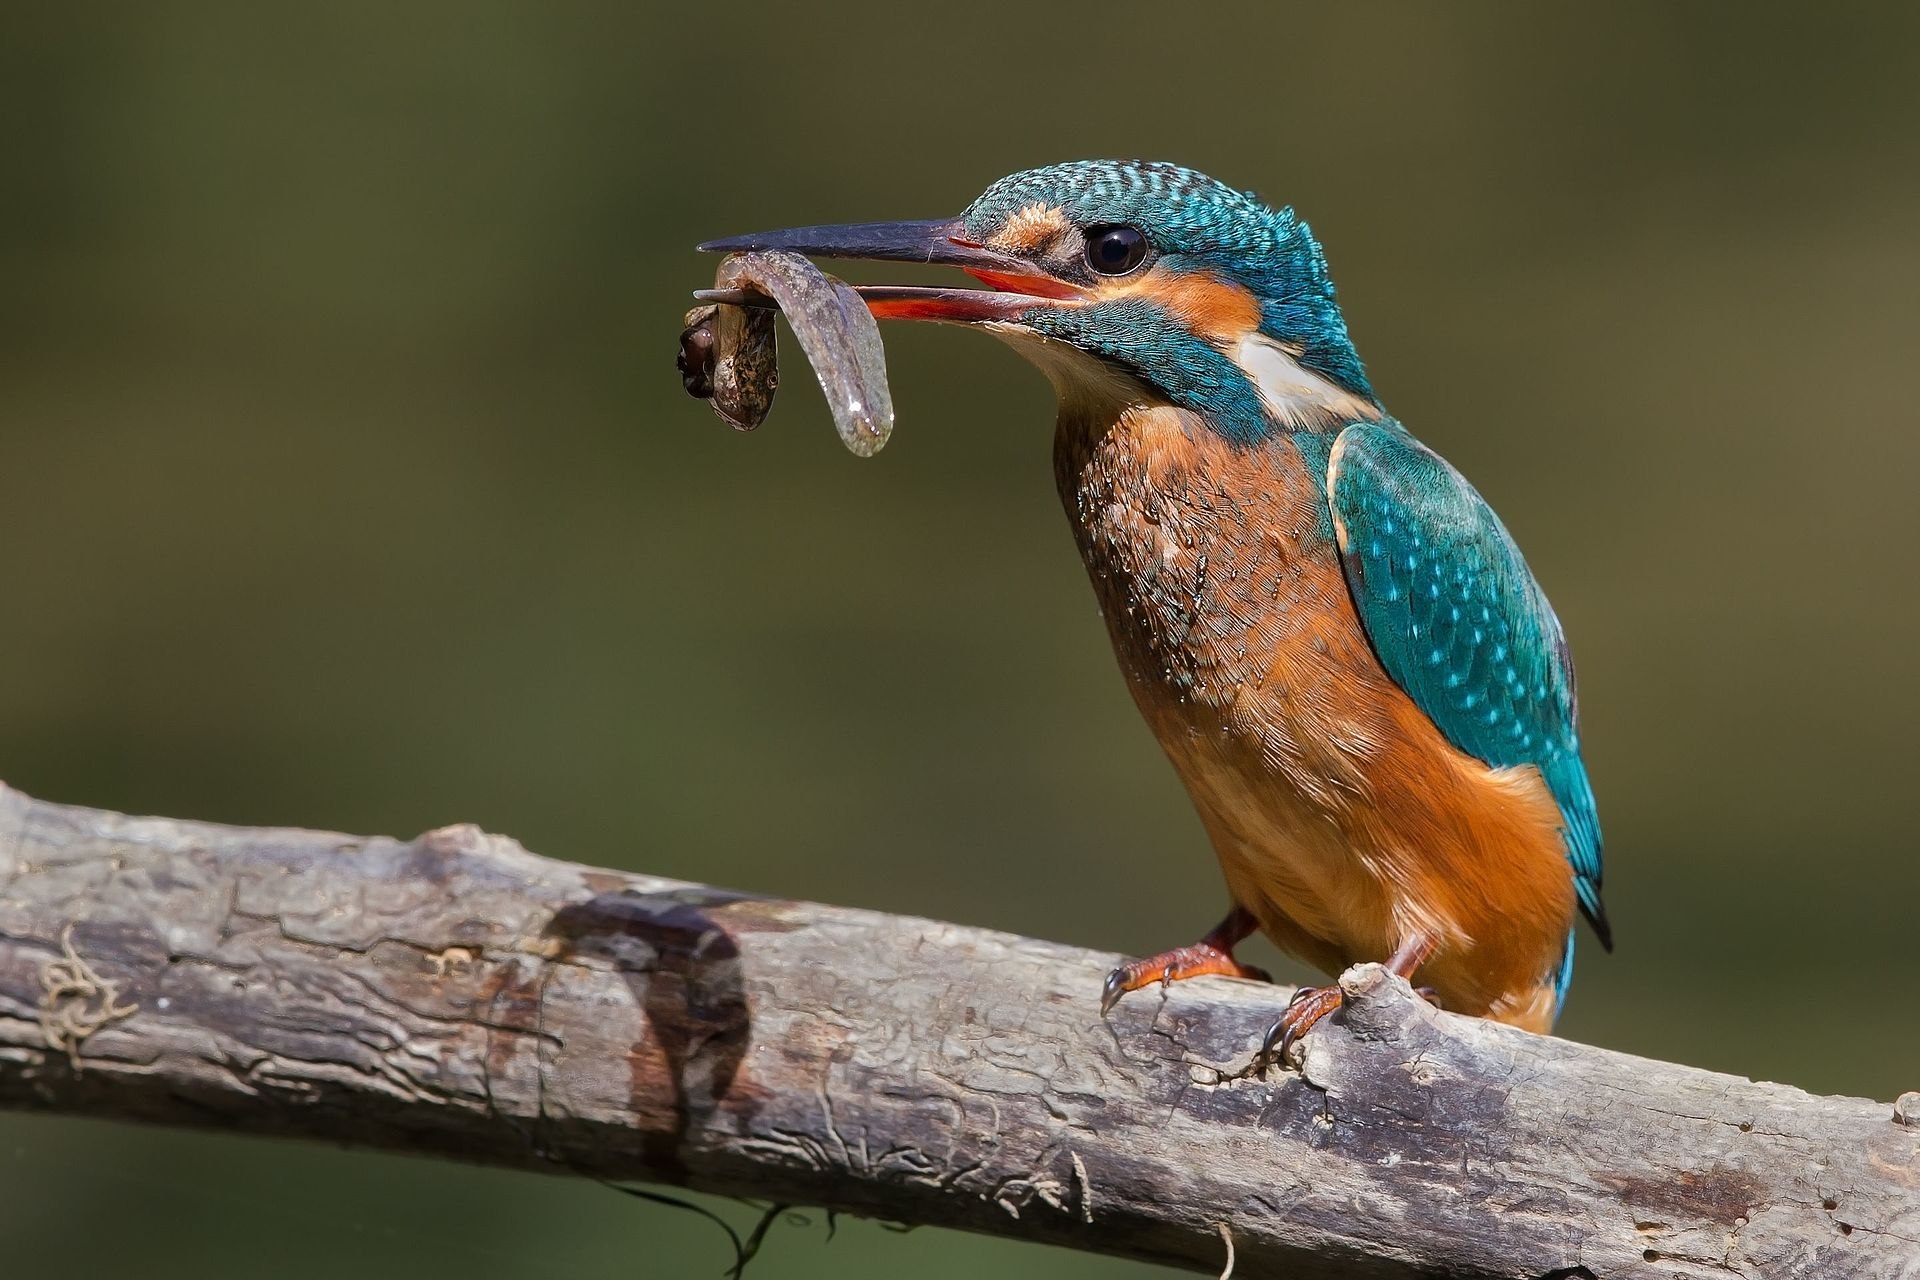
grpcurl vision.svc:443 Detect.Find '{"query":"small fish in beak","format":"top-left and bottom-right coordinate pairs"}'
top-left (679, 250), bottom-right (895, 457)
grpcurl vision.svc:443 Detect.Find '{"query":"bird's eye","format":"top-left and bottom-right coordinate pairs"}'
top-left (1084, 225), bottom-right (1148, 276)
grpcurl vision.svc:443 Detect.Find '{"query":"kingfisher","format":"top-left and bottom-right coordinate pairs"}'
top-left (701, 160), bottom-right (1610, 1052)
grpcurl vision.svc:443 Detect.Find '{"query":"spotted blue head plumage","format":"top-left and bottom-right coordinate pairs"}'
top-left (960, 161), bottom-right (1374, 419)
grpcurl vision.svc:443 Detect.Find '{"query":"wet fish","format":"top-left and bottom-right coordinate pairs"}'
top-left (679, 250), bottom-right (894, 456)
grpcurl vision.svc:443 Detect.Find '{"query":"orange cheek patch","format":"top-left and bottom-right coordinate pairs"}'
top-left (1118, 269), bottom-right (1262, 344)
top-left (989, 203), bottom-right (1068, 253)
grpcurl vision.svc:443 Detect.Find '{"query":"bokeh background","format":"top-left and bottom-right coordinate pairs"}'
top-left (4, 4), bottom-right (1917, 1276)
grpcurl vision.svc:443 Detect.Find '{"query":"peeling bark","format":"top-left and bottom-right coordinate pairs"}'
top-left (0, 783), bottom-right (1915, 1277)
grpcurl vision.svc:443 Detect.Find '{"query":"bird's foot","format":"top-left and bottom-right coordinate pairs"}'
top-left (1100, 944), bottom-right (1271, 1016)
top-left (1257, 979), bottom-right (1444, 1073)
top-left (1257, 984), bottom-right (1344, 1070)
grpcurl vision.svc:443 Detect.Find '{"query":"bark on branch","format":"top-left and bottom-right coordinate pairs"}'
top-left (0, 782), bottom-right (1914, 1278)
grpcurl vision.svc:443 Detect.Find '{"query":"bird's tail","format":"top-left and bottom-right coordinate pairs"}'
top-left (1549, 928), bottom-right (1577, 1023)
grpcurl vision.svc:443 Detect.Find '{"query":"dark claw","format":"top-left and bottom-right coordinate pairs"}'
top-left (1258, 1017), bottom-right (1288, 1067)
top-left (1256, 986), bottom-right (1342, 1074)
top-left (1099, 967), bottom-right (1128, 1017)
top-left (1257, 1011), bottom-right (1309, 1069)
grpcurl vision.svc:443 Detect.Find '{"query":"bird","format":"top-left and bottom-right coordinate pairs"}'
top-left (700, 160), bottom-right (1610, 1055)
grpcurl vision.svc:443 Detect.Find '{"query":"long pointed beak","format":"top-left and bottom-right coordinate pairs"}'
top-left (697, 217), bottom-right (1078, 323)
top-left (700, 218), bottom-right (1021, 270)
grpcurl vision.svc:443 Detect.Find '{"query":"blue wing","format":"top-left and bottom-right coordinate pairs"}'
top-left (1327, 421), bottom-right (1610, 956)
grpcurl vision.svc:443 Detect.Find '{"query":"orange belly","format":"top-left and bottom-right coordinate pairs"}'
top-left (1056, 403), bottom-right (1576, 1031)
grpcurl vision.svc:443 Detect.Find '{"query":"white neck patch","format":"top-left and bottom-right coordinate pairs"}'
top-left (1232, 333), bottom-right (1379, 430)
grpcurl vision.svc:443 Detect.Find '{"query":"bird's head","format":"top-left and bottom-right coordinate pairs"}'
top-left (701, 160), bottom-right (1380, 442)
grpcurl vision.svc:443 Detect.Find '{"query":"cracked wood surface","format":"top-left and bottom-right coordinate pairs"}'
top-left (0, 783), bottom-right (1915, 1278)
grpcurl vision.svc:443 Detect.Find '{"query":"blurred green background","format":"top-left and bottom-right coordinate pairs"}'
top-left (4, 4), bottom-right (1917, 1276)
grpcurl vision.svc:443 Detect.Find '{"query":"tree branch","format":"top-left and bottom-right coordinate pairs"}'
top-left (0, 782), bottom-right (1914, 1277)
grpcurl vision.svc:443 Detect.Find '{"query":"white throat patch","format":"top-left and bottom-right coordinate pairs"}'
top-left (1232, 333), bottom-right (1379, 430)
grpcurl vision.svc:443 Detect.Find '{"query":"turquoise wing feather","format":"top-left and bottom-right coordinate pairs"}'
top-left (1327, 421), bottom-right (1610, 957)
